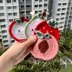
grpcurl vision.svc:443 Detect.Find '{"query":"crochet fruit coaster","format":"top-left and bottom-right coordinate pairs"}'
top-left (9, 11), bottom-right (60, 61)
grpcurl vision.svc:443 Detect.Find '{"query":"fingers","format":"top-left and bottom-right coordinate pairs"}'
top-left (8, 35), bottom-right (37, 60)
top-left (21, 35), bottom-right (37, 48)
top-left (8, 35), bottom-right (37, 65)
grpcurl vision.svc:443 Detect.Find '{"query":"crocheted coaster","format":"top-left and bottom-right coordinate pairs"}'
top-left (9, 11), bottom-right (60, 61)
top-left (31, 35), bottom-right (58, 61)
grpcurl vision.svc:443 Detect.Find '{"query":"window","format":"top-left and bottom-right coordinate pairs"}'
top-left (35, 5), bottom-right (38, 7)
top-left (39, 0), bottom-right (42, 2)
top-left (68, 20), bottom-right (71, 23)
top-left (11, 40), bottom-right (15, 43)
top-left (62, 8), bottom-right (66, 10)
top-left (7, 0), bottom-right (11, 3)
top-left (35, 11), bottom-right (38, 13)
top-left (3, 40), bottom-right (8, 43)
top-left (67, 12), bottom-right (69, 15)
top-left (69, 16), bottom-right (72, 19)
top-left (4, 45), bottom-right (9, 47)
top-left (71, 7), bottom-right (72, 10)
top-left (13, 0), bottom-right (16, 2)
top-left (58, 3), bottom-right (61, 6)
top-left (0, 35), bottom-right (1, 37)
top-left (8, 13), bottom-right (12, 16)
top-left (20, 0), bottom-right (24, 3)
top-left (64, 25), bottom-right (66, 28)
top-left (0, 0), bottom-right (2, 3)
top-left (35, 0), bottom-right (38, 1)
top-left (20, 11), bottom-right (24, 14)
top-left (1, 30), bottom-right (7, 33)
top-left (0, 19), bottom-right (5, 22)
top-left (56, 18), bottom-right (59, 21)
top-left (20, 11), bottom-right (25, 16)
top-left (63, 3), bottom-right (67, 5)
top-left (61, 13), bottom-right (65, 15)
top-left (0, 6), bottom-right (4, 10)
top-left (26, 5), bottom-right (30, 7)
top-left (57, 9), bottom-right (61, 11)
top-left (0, 13), bottom-right (4, 16)
top-left (61, 17), bottom-right (64, 20)
top-left (0, 39), bottom-right (2, 42)
top-left (39, 5), bottom-right (42, 7)
top-left (9, 19), bottom-right (13, 22)
top-left (57, 13), bottom-right (60, 16)
top-left (1, 25), bottom-right (6, 28)
top-left (26, 11), bottom-right (30, 14)
top-left (13, 6), bottom-right (17, 9)
top-left (68, 24), bottom-right (70, 28)
top-left (7, 6), bottom-right (12, 9)
top-left (44, 9), bottom-right (47, 11)
top-left (59, 26), bottom-right (63, 28)
top-left (39, 10), bottom-right (42, 12)
top-left (21, 5), bottom-right (24, 9)
top-left (2, 35), bottom-right (7, 38)
top-left (13, 13), bottom-right (17, 16)
top-left (44, 4), bottom-right (47, 7)
top-left (70, 12), bottom-right (72, 15)
top-left (60, 22), bottom-right (63, 24)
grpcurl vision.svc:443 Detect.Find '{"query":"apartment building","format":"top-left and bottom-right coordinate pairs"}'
top-left (64, 0), bottom-right (72, 30)
top-left (0, 0), bottom-right (19, 48)
top-left (19, 0), bottom-right (49, 19)
top-left (51, 0), bottom-right (69, 31)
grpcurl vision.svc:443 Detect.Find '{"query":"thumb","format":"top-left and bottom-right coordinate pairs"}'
top-left (22, 35), bottom-right (37, 48)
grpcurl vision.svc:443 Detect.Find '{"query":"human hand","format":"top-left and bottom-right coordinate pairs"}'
top-left (0, 35), bottom-right (37, 72)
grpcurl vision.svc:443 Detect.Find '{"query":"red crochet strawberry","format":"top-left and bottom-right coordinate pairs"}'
top-left (35, 20), bottom-right (60, 41)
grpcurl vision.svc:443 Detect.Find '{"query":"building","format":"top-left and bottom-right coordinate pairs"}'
top-left (64, 0), bottom-right (72, 30)
top-left (19, 0), bottom-right (49, 19)
top-left (51, 0), bottom-right (69, 31)
top-left (0, 0), bottom-right (19, 48)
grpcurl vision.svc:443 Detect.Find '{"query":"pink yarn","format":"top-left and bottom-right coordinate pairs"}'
top-left (31, 35), bottom-right (59, 61)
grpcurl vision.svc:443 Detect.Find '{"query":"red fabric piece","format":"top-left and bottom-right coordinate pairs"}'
top-left (35, 20), bottom-right (60, 41)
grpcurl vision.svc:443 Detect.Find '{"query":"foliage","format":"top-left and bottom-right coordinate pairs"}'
top-left (59, 30), bottom-right (72, 57)
top-left (0, 48), bottom-right (8, 55)
top-left (10, 58), bottom-right (61, 72)
top-left (59, 64), bottom-right (72, 72)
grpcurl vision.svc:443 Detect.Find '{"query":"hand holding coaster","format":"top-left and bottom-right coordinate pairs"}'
top-left (9, 11), bottom-right (60, 61)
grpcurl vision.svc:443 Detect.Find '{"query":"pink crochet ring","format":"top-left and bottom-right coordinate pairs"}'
top-left (9, 17), bottom-right (29, 42)
top-left (31, 35), bottom-right (59, 61)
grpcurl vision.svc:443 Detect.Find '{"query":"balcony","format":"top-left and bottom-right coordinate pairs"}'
top-left (0, 16), bottom-right (5, 19)
top-left (44, 1), bottom-right (48, 4)
top-left (2, 38), bottom-right (9, 41)
top-left (1, 32), bottom-right (7, 36)
top-left (26, 7), bottom-right (32, 11)
top-left (3, 42), bottom-right (9, 46)
top-left (10, 38), bottom-right (14, 41)
top-left (0, 22), bottom-right (7, 25)
top-left (1, 27), bottom-right (7, 31)
top-left (26, 1), bottom-right (32, 5)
